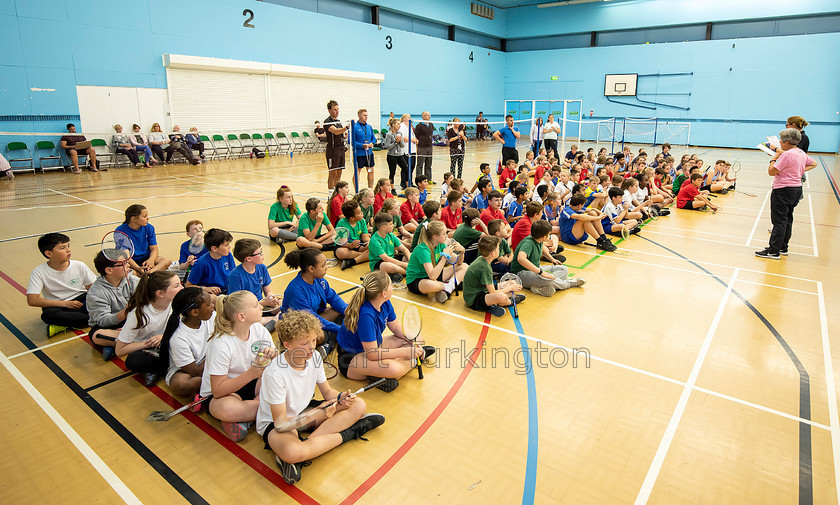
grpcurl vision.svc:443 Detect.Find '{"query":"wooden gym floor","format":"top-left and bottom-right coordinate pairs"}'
top-left (0, 140), bottom-right (838, 505)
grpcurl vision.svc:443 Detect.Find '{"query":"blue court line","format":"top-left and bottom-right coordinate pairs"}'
top-left (818, 156), bottom-right (840, 206)
top-left (510, 309), bottom-right (539, 505)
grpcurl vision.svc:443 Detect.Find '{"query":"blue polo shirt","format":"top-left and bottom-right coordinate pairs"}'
top-left (179, 239), bottom-right (208, 264)
top-left (559, 204), bottom-right (579, 235)
top-left (226, 263), bottom-right (271, 299)
top-left (281, 273), bottom-right (347, 334)
top-left (498, 126), bottom-right (519, 148)
top-left (337, 300), bottom-right (396, 354)
top-left (471, 193), bottom-right (489, 211)
top-left (115, 223), bottom-right (157, 261)
top-left (187, 252), bottom-right (236, 291)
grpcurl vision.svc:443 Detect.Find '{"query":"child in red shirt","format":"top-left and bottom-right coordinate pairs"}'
top-left (677, 173), bottom-right (718, 212)
top-left (441, 191), bottom-right (463, 230)
top-left (327, 181), bottom-right (349, 227)
top-left (498, 159), bottom-right (518, 190)
top-left (400, 187), bottom-right (423, 233)
top-left (373, 177), bottom-right (394, 214)
top-left (480, 190), bottom-right (509, 237)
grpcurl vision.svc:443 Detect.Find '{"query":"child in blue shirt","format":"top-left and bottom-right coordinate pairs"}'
top-left (559, 194), bottom-right (616, 251)
top-left (280, 248), bottom-right (347, 341)
top-left (227, 238), bottom-right (279, 309)
top-left (415, 174), bottom-right (429, 204)
top-left (116, 204), bottom-right (171, 274)
top-left (177, 219), bottom-right (207, 279)
top-left (470, 179), bottom-right (492, 211)
top-left (186, 228), bottom-right (235, 294)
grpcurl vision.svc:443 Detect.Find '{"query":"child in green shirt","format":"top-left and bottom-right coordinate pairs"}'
top-left (369, 212), bottom-right (410, 280)
top-left (462, 236), bottom-right (524, 317)
top-left (334, 199), bottom-right (370, 270)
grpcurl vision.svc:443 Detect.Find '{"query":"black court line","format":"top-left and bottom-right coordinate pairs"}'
top-left (84, 371), bottom-right (135, 392)
top-left (640, 236), bottom-right (812, 505)
top-left (337, 286), bottom-right (357, 296)
top-left (0, 312), bottom-right (209, 505)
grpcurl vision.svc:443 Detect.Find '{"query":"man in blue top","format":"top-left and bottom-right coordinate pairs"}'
top-left (493, 115), bottom-right (521, 164)
top-left (352, 108), bottom-right (376, 189)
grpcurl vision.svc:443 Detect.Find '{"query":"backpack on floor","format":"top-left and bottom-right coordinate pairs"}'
top-left (251, 147), bottom-right (265, 159)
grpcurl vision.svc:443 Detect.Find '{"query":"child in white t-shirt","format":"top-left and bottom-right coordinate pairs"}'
top-left (116, 271), bottom-right (182, 384)
top-left (201, 290), bottom-right (278, 442)
top-left (601, 187), bottom-right (641, 236)
top-left (26, 233), bottom-right (96, 337)
top-left (257, 310), bottom-right (384, 485)
top-left (158, 287), bottom-right (215, 398)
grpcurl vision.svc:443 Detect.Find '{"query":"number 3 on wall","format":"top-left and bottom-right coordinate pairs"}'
top-left (385, 35), bottom-right (392, 50)
top-left (243, 9), bottom-right (255, 28)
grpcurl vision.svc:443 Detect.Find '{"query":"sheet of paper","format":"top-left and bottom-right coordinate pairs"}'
top-left (766, 136), bottom-right (780, 148)
top-left (757, 143), bottom-right (775, 156)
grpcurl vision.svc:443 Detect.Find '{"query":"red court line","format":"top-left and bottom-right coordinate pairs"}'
top-left (339, 312), bottom-right (493, 505)
top-left (0, 268), bottom-right (27, 295)
top-left (78, 335), bottom-right (320, 505)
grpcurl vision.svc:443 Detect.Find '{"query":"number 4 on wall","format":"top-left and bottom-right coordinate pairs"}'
top-left (469, 51), bottom-right (474, 62)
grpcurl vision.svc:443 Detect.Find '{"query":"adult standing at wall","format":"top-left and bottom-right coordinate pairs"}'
top-left (543, 114), bottom-right (561, 158)
top-left (324, 100), bottom-right (350, 195)
top-left (493, 115), bottom-right (521, 164)
top-left (475, 112), bottom-right (488, 140)
top-left (529, 117), bottom-right (544, 155)
top-left (352, 108), bottom-right (376, 189)
top-left (398, 114), bottom-right (416, 190)
top-left (413, 111), bottom-right (435, 183)
top-left (755, 128), bottom-right (817, 259)
top-left (446, 117), bottom-right (467, 179)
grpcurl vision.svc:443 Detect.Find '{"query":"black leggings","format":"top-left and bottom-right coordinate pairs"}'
top-left (116, 147), bottom-right (140, 165)
top-left (150, 144), bottom-right (175, 162)
top-left (387, 154), bottom-right (409, 189)
top-left (450, 154), bottom-right (464, 179)
top-left (125, 349), bottom-right (159, 374)
top-left (41, 293), bottom-right (88, 328)
top-left (544, 139), bottom-right (557, 158)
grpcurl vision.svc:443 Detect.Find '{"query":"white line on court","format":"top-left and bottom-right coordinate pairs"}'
top-left (641, 228), bottom-right (814, 254)
top-left (45, 188), bottom-right (124, 214)
top-left (634, 268), bottom-right (739, 505)
top-left (745, 189), bottom-right (771, 246)
top-left (817, 282), bottom-right (840, 505)
top-left (808, 195), bottom-right (818, 257)
top-left (325, 272), bottom-right (822, 428)
top-left (0, 350), bottom-right (142, 504)
top-left (8, 332), bottom-right (88, 359)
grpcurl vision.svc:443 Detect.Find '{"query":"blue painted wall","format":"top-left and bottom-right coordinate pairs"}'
top-left (505, 33), bottom-right (840, 152)
top-left (505, 0), bottom-right (840, 37)
top-left (0, 0), bottom-right (505, 134)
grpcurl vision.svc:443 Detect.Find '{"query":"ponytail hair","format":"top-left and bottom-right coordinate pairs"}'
top-left (417, 220), bottom-right (446, 252)
top-left (354, 188), bottom-right (373, 206)
top-left (344, 271), bottom-right (390, 333)
top-left (327, 182), bottom-right (348, 222)
top-left (277, 185), bottom-right (298, 215)
top-left (125, 271), bottom-right (177, 330)
top-left (157, 287), bottom-right (205, 375)
top-left (373, 178), bottom-right (389, 195)
top-left (123, 204), bottom-right (146, 224)
top-left (211, 290), bottom-right (253, 339)
top-left (284, 247), bottom-right (322, 272)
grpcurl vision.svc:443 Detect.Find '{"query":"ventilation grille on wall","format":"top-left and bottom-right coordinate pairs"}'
top-left (471, 2), bottom-right (494, 20)
top-left (0, 114), bottom-right (81, 122)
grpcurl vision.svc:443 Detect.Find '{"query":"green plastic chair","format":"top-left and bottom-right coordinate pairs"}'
top-left (289, 132), bottom-right (305, 153)
top-left (275, 133), bottom-right (291, 155)
top-left (198, 135), bottom-right (216, 160)
top-left (227, 134), bottom-right (244, 157)
top-left (35, 140), bottom-right (63, 172)
top-left (6, 141), bottom-right (34, 174)
top-left (89, 138), bottom-right (115, 168)
top-left (211, 135), bottom-right (231, 159)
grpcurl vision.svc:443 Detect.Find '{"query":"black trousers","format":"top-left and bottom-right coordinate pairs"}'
top-left (768, 186), bottom-right (802, 253)
top-left (125, 350), bottom-right (160, 374)
top-left (151, 144), bottom-right (175, 162)
top-left (531, 140), bottom-right (542, 155)
top-left (116, 147), bottom-right (140, 165)
top-left (41, 293), bottom-right (88, 328)
top-left (544, 139), bottom-right (557, 157)
top-left (387, 154), bottom-right (409, 188)
top-left (502, 146), bottom-right (519, 164)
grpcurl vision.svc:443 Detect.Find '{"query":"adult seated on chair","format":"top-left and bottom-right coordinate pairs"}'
top-left (113, 124), bottom-right (150, 168)
top-left (185, 127), bottom-right (205, 160)
top-left (60, 123), bottom-right (99, 174)
top-left (314, 121), bottom-right (327, 144)
top-left (169, 125), bottom-right (200, 165)
top-left (129, 124), bottom-right (156, 166)
top-left (148, 123), bottom-right (175, 164)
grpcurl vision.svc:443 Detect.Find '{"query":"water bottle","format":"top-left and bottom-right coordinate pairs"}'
top-left (138, 153), bottom-right (145, 163)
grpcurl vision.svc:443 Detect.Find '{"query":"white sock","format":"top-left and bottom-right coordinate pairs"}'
top-left (444, 277), bottom-right (456, 294)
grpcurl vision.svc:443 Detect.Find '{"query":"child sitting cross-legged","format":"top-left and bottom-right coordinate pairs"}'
top-left (440, 190), bottom-right (463, 231)
top-left (258, 310), bottom-right (384, 485)
top-left (559, 194), bottom-right (616, 252)
top-left (399, 188), bottom-right (423, 233)
top-left (405, 221), bottom-right (466, 303)
top-left (297, 198), bottom-right (337, 251)
top-left (369, 212), bottom-right (411, 281)
top-left (87, 251), bottom-right (140, 360)
top-left (677, 173), bottom-right (719, 212)
top-left (382, 198), bottom-right (413, 244)
top-left (452, 207), bottom-right (486, 264)
top-left (463, 235), bottom-right (525, 317)
top-left (601, 187), bottom-right (641, 236)
top-left (227, 238), bottom-right (281, 327)
top-left (410, 199), bottom-right (444, 250)
top-left (511, 220), bottom-right (585, 297)
top-left (158, 287), bottom-right (214, 398)
top-left (177, 220), bottom-right (207, 280)
top-left (187, 228), bottom-right (236, 295)
top-left (334, 199), bottom-right (371, 271)
top-left (486, 219), bottom-right (513, 275)
top-left (116, 204), bottom-right (172, 275)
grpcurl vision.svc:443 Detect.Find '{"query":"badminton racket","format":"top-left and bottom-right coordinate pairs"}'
top-left (401, 304), bottom-right (424, 379)
top-left (101, 230), bottom-right (134, 265)
top-left (647, 206), bottom-right (660, 220)
top-left (273, 379), bottom-right (386, 433)
top-left (441, 238), bottom-right (460, 264)
top-left (334, 226), bottom-right (351, 247)
top-left (499, 273), bottom-right (523, 318)
top-left (620, 225), bottom-right (631, 241)
top-left (146, 394), bottom-right (212, 422)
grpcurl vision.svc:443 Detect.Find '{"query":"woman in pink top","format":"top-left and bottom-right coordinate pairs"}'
top-left (755, 128), bottom-right (817, 259)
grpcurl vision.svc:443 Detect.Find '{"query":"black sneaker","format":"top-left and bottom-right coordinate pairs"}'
top-left (389, 273), bottom-right (405, 283)
top-left (321, 243), bottom-right (336, 252)
top-left (143, 372), bottom-right (158, 387)
top-left (368, 376), bottom-right (399, 392)
top-left (390, 189), bottom-right (398, 196)
top-left (555, 244), bottom-right (564, 253)
top-left (275, 455), bottom-right (302, 485)
top-left (347, 413), bottom-right (386, 441)
top-left (422, 346), bottom-right (436, 360)
top-left (340, 258), bottom-right (355, 270)
top-left (488, 305), bottom-right (506, 317)
top-left (718, 188), bottom-right (729, 195)
top-left (512, 293), bottom-right (526, 304)
top-left (779, 248), bottom-right (789, 256)
top-left (551, 253), bottom-right (566, 263)
top-left (755, 249), bottom-right (780, 259)
top-left (630, 226), bottom-right (642, 234)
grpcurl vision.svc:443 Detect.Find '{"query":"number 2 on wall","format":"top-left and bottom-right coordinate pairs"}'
top-left (243, 9), bottom-right (255, 28)
top-left (385, 35), bottom-right (393, 50)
